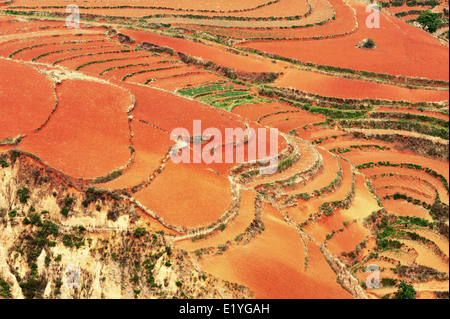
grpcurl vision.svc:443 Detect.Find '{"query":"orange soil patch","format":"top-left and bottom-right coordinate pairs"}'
top-left (124, 81), bottom-right (247, 133)
top-left (362, 166), bottom-right (449, 206)
top-left (367, 279), bottom-right (449, 299)
top-left (304, 209), bottom-right (353, 244)
top-left (343, 149), bottom-right (449, 182)
top-left (371, 175), bottom-right (437, 200)
top-left (245, 138), bottom-right (318, 188)
top-left (296, 158), bottom-right (354, 222)
top-left (259, 109), bottom-right (327, 133)
top-left (134, 161), bottom-right (232, 229)
top-left (63, 51), bottom-right (153, 74)
top-left (148, 71), bottom-right (225, 91)
top-left (177, 120), bottom-right (289, 176)
top-left (232, 101), bottom-right (295, 123)
top-left (408, 228), bottom-right (449, 257)
top-left (274, 69), bottom-right (449, 102)
top-left (57, 50), bottom-right (145, 70)
top-left (17, 79), bottom-right (132, 179)
top-left (12, 40), bottom-right (112, 62)
top-left (400, 14), bottom-right (420, 21)
top-left (0, 145), bottom-right (14, 154)
top-left (299, 128), bottom-right (348, 142)
top-left (199, 203), bottom-right (352, 298)
top-left (135, 206), bottom-right (180, 236)
top-left (231, 0), bottom-right (310, 18)
top-left (98, 58), bottom-right (176, 79)
top-left (323, 135), bottom-right (391, 151)
top-left (285, 146), bottom-right (339, 195)
top-left (174, 190), bottom-right (256, 251)
top-left (124, 65), bottom-right (196, 84)
top-left (35, 44), bottom-right (126, 64)
top-left (0, 28), bottom-right (105, 50)
top-left (372, 106), bottom-right (450, 121)
top-left (119, 29), bottom-right (280, 73)
top-left (327, 222), bottom-right (370, 255)
top-left (0, 34), bottom-right (105, 57)
top-left (382, 199), bottom-right (433, 221)
top-left (379, 247), bottom-right (418, 266)
top-left (376, 187), bottom-right (434, 205)
top-left (98, 120), bottom-right (171, 189)
top-left (22, 0), bottom-right (310, 20)
top-left (97, 60), bottom-right (179, 79)
top-left (0, 59), bottom-right (55, 140)
top-left (398, 239), bottom-right (449, 273)
top-left (340, 173), bottom-right (381, 220)
top-left (182, 0), bottom-right (351, 40)
top-left (417, 291), bottom-right (436, 299)
top-left (241, 1), bottom-right (449, 81)
top-left (9, 0), bottom-right (272, 12)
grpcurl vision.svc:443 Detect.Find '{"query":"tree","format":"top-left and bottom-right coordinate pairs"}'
top-left (393, 281), bottom-right (416, 299)
top-left (417, 10), bottom-right (443, 33)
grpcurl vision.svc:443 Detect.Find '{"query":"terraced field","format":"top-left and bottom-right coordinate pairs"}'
top-left (0, 0), bottom-right (448, 300)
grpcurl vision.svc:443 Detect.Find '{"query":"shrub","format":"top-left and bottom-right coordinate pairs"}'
top-left (18, 187), bottom-right (30, 204)
top-left (393, 281), bottom-right (416, 299)
top-left (363, 38), bottom-right (376, 49)
top-left (417, 10), bottom-right (443, 33)
top-left (0, 278), bottom-right (12, 298)
top-left (134, 227), bottom-right (147, 238)
top-left (60, 207), bottom-right (70, 217)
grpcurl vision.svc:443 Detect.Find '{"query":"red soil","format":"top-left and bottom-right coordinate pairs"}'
top-left (382, 199), bottom-right (433, 221)
top-left (340, 173), bottom-right (381, 220)
top-left (174, 190), bottom-right (257, 251)
top-left (147, 71), bottom-right (225, 91)
top-left (9, 0), bottom-right (271, 12)
top-left (97, 58), bottom-right (177, 78)
top-left (286, 146), bottom-right (339, 195)
top-left (240, 0), bottom-right (449, 81)
top-left (124, 81), bottom-right (247, 133)
top-left (0, 33), bottom-right (106, 57)
top-left (344, 149), bottom-right (449, 182)
top-left (12, 40), bottom-right (112, 62)
top-left (17, 79), bottom-right (132, 179)
top-left (259, 109), bottom-right (327, 133)
top-left (124, 65), bottom-right (196, 84)
top-left (57, 50), bottom-right (146, 69)
top-left (134, 161), bottom-right (232, 229)
top-left (199, 202), bottom-right (352, 298)
top-left (245, 137), bottom-right (317, 188)
top-left (119, 29), bottom-right (280, 73)
top-left (274, 69), bottom-right (449, 102)
top-left (0, 59), bottom-right (55, 140)
top-left (327, 222), bottom-right (370, 255)
top-left (98, 120), bottom-right (171, 189)
top-left (372, 106), bottom-right (449, 121)
top-left (362, 166), bottom-right (449, 205)
top-left (296, 157), bottom-right (353, 218)
top-left (180, 0), bottom-right (352, 40)
top-left (375, 187), bottom-right (434, 205)
top-left (232, 101), bottom-right (298, 123)
top-left (323, 136), bottom-right (391, 151)
top-left (371, 175), bottom-right (437, 200)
